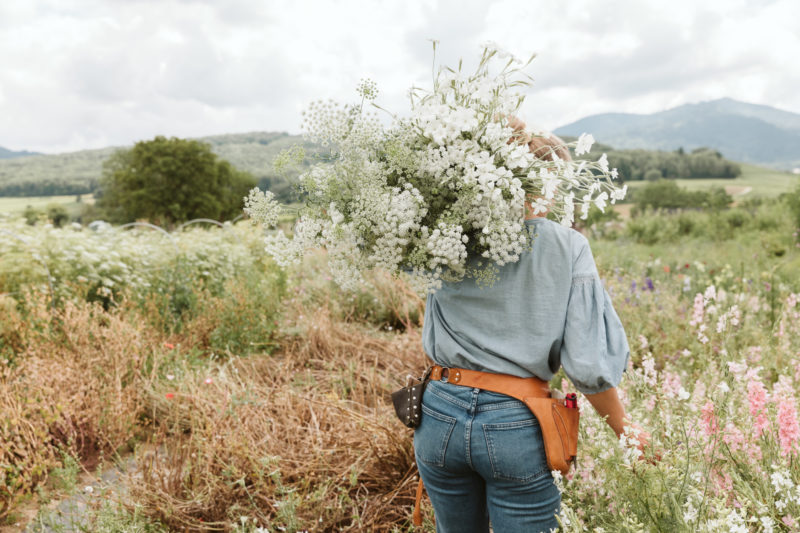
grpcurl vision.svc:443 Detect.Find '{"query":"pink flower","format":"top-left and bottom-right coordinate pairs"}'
top-left (165, 393), bottom-right (174, 399)
top-left (783, 516), bottom-right (797, 529)
top-left (700, 400), bottom-right (719, 437)
top-left (722, 423), bottom-right (745, 454)
top-left (641, 355), bottom-right (657, 387)
top-left (747, 345), bottom-right (763, 363)
top-left (747, 379), bottom-right (770, 438)
top-left (691, 380), bottom-right (707, 412)
top-left (661, 371), bottom-right (683, 399)
top-left (711, 470), bottom-right (733, 497)
top-left (775, 377), bottom-right (800, 457)
top-left (689, 293), bottom-right (705, 327)
top-left (204, 377), bottom-right (213, 385)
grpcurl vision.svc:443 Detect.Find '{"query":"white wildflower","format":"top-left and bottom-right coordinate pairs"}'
top-left (574, 133), bottom-right (594, 156)
top-left (250, 44), bottom-right (623, 294)
top-left (597, 153), bottom-right (609, 172)
top-left (243, 188), bottom-right (281, 227)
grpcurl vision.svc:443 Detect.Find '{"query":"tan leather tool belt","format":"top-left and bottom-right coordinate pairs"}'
top-left (428, 365), bottom-right (578, 474)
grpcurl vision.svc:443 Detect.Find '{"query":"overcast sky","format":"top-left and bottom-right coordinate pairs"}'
top-left (2, 0), bottom-right (799, 154)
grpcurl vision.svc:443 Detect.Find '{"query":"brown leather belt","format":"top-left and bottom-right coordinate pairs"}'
top-left (429, 364), bottom-right (551, 400)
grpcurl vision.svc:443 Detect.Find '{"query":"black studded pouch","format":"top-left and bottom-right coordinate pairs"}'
top-left (391, 367), bottom-right (432, 429)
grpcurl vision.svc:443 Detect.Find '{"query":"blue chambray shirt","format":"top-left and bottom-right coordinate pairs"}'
top-left (422, 217), bottom-right (630, 395)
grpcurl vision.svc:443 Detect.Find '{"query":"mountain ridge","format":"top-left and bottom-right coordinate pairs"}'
top-left (0, 146), bottom-right (41, 159)
top-left (554, 98), bottom-right (800, 169)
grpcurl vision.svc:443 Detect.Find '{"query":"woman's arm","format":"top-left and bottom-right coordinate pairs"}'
top-left (584, 387), bottom-right (650, 452)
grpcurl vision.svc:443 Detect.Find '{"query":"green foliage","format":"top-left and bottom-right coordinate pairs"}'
top-left (0, 295), bottom-right (25, 364)
top-left (144, 257), bottom-right (200, 330)
top-left (49, 449), bottom-right (80, 492)
top-left (786, 182), bottom-right (800, 228)
top-left (45, 203), bottom-right (69, 228)
top-left (622, 197), bottom-right (794, 247)
top-left (644, 168), bottom-right (662, 181)
top-left (28, 498), bottom-right (169, 532)
top-left (96, 136), bottom-right (256, 225)
top-left (22, 205), bottom-right (43, 225)
top-left (202, 267), bottom-right (287, 356)
top-left (632, 179), bottom-right (732, 212)
top-left (572, 145), bottom-right (742, 181)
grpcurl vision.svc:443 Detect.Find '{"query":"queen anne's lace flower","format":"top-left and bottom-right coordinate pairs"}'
top-left (243, 188), bottom-right (280, 227)
top-left (248, 45), bottom-right (625, 294)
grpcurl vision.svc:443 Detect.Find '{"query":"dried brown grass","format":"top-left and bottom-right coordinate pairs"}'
top-left (2, 267), bottom-right (434, 530)
top-left (0, 295), bottom-right (168, 519)
top-left (127, 301), bottom-right (431, 532)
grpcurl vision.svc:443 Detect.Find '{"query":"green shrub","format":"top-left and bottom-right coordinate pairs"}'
top-left (643, 168), bottom-right (662, 181)
top-left (203, 268), bottom-right (287, 356)
top-left (22, 206), bottom-right (43, 225)
top-left (634, 180), bottom-right (732, 212)
top-left (45, 204), bottom-right (69, 228)
top-left (787, 183), bottom-right (800, 228)
top-left (724, 209), bottom-right (747, 229)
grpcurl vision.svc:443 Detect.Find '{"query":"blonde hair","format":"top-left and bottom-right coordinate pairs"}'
top-left (507, 115), bottom-right (571, 162)
top-left (506, 116), bottom-right (570, 218)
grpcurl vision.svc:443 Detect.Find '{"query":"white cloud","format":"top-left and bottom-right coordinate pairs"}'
top-left (1, 0), bottom-right (799, 153)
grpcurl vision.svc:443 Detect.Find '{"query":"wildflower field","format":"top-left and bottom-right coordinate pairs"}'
top-left (2, 194), bottom-right (800, 532)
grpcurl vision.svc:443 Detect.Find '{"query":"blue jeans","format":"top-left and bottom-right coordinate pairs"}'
top-left (413, 379), bottom-right (561, 533)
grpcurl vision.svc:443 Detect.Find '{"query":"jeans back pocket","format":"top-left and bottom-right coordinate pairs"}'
top-left (483, 418), bottom-right (549, 482)
top-left (414, 404), bottom-right (457, 468)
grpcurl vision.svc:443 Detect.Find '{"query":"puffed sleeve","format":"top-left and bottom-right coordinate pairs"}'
top-left (560, 234), bottom-right (630, 395)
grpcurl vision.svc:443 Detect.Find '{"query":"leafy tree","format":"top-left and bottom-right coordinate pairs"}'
top-left (96, 136), bottom-right (256, 225)
top-left (644, 168), bottom-right (663, 181)
top-left (571, 144), bottom-right (741, 182)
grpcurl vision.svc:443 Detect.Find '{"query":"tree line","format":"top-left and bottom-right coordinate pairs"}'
top-left (572, 144), bottom-right (741, 181)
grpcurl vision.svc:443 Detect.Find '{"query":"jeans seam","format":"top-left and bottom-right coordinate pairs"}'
top-left (465, 388), bottom-right (479, 469)
top-left (476, 401), bottom-right (528, 412)
top-left (429, 384), bottom-right (472, 410)
top-left (482, 419), bottom-right (539, 430)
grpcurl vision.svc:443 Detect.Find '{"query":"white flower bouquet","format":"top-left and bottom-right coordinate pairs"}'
top-left (244, 42), bottom-right (626, 294)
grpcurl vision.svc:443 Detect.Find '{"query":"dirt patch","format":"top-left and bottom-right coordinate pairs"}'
top-left (724, 185), bottom-right (752, 196)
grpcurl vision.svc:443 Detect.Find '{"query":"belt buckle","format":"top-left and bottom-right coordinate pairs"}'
top-left (438, 367), bottom-right (462, 384)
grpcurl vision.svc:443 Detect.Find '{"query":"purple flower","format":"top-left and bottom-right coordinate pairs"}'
top-left (645, 277), bottom-right (654, 291)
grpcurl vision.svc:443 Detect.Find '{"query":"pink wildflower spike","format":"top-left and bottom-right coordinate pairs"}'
top-left (722, 423), bottom-right (745, 454)
top-left (700, 400), bottom-right (718, 437)
top-left (775, 377), bottom-right (800, 457)
top-left (689, 293), bottom-right (705, 327)
top-left (661, 371), bottom-right (682, 399)
top-left (748, 379), bottom-right (770, 438)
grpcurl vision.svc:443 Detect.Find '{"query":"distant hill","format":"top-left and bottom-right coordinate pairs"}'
top-left (0, 132), bottom-right (317, 199)
top-left (0, 146), bottom-right (41, 159)
top-left (554, 98), bottom-right (800, 170)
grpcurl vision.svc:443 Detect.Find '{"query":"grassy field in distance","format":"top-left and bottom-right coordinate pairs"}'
top-left (623, 163), bottom-right (800, 199)
top-left (0, 194), bottom-right (95, 214)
